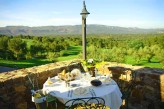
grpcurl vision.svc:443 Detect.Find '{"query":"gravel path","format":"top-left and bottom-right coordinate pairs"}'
top-left (0, 66), bottom-right (17, 73)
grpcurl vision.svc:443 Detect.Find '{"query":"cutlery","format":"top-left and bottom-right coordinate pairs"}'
top-left (89, 88), bottom-right (93, 97)
top-left (70, 90), bottom-right (73, 98)
top-left (51, 92), bottom-right (56, 95)
top-left (92, 89), bottom-right (96, 97)
top-left (68, 90), bottom-right (70, 97)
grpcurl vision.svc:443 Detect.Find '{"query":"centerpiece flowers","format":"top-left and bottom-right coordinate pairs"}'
top-left (82, 59), bottom-right (96, 77)
top-left (82, 59), bottom-right (107, 77)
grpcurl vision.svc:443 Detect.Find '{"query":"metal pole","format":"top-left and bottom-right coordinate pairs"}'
top-left (82, 17), bottom-right (86, 60)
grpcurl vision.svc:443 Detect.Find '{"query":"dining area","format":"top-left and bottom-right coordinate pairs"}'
top-left (31, 65), bottom-right (123, 109)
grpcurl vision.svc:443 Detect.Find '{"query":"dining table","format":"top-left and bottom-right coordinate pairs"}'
top-left (42, 74), bottom-right (122, 109)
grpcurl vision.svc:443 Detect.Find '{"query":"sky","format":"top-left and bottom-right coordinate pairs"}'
top-left (0, 0), bottom-right (164, 28)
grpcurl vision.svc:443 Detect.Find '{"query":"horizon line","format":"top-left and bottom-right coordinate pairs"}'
top-left (0, 24), bottom-right (164, 29)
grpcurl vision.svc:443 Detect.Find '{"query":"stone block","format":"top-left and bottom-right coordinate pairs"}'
top-left (161, 82), bottom-right (164, 92)
top-left (160, 74), bottom-right (164, 83)
top-left (3, 79), bottom-right (13, 88)
top-left (14, 85), bottom-right (26, 92)
top-left (161, 92), bottom-right (164, 102)
top-left (0, 87), bottom-right (7, 95)
top-left (12, 77), bottom-right (23, 85)
top-left (147, 73), bottom-right (160, 80)
top-left (16, 102), bottom-right (27, 109)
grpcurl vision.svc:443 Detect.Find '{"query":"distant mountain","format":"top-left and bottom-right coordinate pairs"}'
top-left (0, 25), bottom-right (164, 36)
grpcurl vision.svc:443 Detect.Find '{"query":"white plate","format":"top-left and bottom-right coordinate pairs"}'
top-left (73, 87), bottom-right (88, 95)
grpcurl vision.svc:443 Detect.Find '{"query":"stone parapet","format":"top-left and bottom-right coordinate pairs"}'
top-left (0, 61), bottom-right (164, 109)
top-left (104, 63), bottom-right (164, 109)
top-left (0, 60), bottom-right (83, 109)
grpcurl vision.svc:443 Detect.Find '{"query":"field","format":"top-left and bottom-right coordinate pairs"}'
top-left (0, 45), bottom-right (163, 69)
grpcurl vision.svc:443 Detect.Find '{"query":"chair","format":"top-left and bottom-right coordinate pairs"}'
top-left (67, 61), bottom-right (84, 73)
top-left (65, 97), bottom-right (106, 109)
top-left (27, 72), bottom-right (39, 91)
top-left (27, 73), bottom-right (57, 109)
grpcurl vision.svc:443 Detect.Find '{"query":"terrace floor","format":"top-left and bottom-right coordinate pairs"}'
top-left (0, 66), bottom-right (17, 73)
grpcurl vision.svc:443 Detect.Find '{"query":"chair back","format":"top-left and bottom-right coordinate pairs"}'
top-left (67, 61), bottom-right (82, 72)
top-left (27, 72), bottom-right (39, 90)
top-left (65, 97), bottom-right (106, 109)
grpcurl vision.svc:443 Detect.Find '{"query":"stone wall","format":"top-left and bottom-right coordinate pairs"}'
top-left (98, 62), bottom-right (164, 109)
top-left (0, 60), bottom-right (84, 109)
top-left (0, 61), bottom-right (164, 109)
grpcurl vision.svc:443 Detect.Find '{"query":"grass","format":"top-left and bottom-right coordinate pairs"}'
top-left (125, 56), bottom-right (163, 68)
top-left (63, 46), bottom-right (82, 56)
top-left (57, 55), bottom-right (79, 61)
top-left (0, 58), bottom-right (51, 69)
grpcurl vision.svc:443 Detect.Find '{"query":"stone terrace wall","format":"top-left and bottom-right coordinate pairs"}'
top-left (98, 62), bottom-right (164, 109)
top-left (0, 60), bottom-right (84, 109)
top-left (0, 61), bottom-right (164, 109)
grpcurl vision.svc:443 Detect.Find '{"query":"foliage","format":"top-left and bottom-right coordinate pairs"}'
top-left (46, 52), bottom-right (58, 62)
top-left (8, 38), bottom-right (27, 60)
top-left (0, 34), bottom-right (164, 68)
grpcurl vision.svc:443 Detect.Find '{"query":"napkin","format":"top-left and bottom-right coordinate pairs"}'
top-left (101, 75), bottom-right (112, 84)
top-left (45, 77), bottom-right (53, 85)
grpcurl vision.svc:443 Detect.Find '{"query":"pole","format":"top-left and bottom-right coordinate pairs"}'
top-left (82, 17), bottom-right (86, 60)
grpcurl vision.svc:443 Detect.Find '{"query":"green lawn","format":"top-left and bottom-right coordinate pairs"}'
top-left (0, 59), bottom-right (51, 69)
top-left (125, 56), bottom-right (163, 68)
top-left (63, 46), bottom-right (82, 56)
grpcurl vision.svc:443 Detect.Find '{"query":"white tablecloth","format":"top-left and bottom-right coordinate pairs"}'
top-left (43, 77), bottom-right (122, 109)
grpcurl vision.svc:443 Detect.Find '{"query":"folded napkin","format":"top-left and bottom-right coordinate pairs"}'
top-left (45, 77), bottom-right (53, 85)
top-left (100, 75), bottom-right (112, 84)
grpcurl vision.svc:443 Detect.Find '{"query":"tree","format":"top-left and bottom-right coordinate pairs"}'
top-left (111, 47), bottom-right (127, 63)
top-left (132, 48), bottom-right (144, 64)
top-left (0, 36), bottom-right (10, 59)
top-left (142, 46), bottom-right (155, 62)
top-left (128, 40), bottom-right (144, 50)
top-left (156, 49), bottom-right (164, 65)
top-left (46, 52), bottom-right (58, 62)
top-left (8, 38), bottom-right (27, 60)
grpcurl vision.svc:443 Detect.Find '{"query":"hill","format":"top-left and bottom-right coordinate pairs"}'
top-left (0, 25), bottom-right (164, 36)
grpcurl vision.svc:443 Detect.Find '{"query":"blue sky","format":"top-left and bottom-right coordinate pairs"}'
top-left (0, 0), bottom-right (163, 28)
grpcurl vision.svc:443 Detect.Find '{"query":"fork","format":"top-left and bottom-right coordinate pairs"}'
top-left (70, 90), bottom-right (73, 98)
top-left (68, 90), bottom-right (70, 97)
top-left (89, 88), bottom-right (93, 97)
top-left (92, 89), bottom-right (96, 97)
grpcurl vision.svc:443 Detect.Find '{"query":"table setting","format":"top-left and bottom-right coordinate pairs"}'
top-left (42, 69), bottom-right (122, 109)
